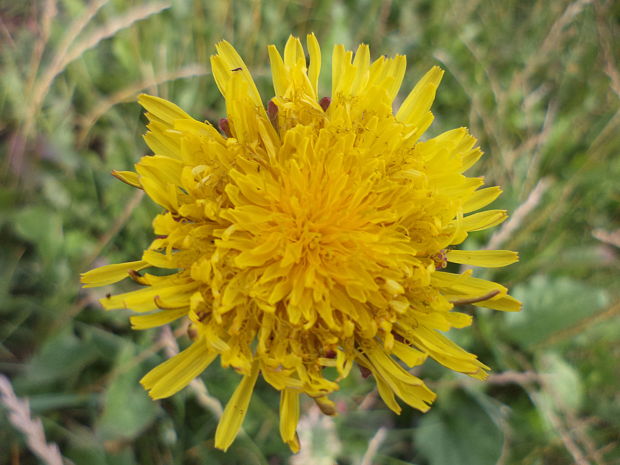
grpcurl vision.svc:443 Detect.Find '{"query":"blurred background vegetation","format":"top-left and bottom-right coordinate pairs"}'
top-left (1, 0), bottom-right (619, 464)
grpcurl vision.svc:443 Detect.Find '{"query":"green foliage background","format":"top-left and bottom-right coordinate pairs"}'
top-left (1, 1), bottom-right (618, 464)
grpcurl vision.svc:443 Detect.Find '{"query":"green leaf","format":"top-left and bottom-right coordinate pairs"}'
top-left (414, 391), bottom-right (503, 465)
top-left (29, 392), bottom-right (96, 412)
top-left (504, 275), bottom-right (609, 348)
top-left (24, 327), bottom-right (99, 386)
top-left (12, 204), bottom-right (64, 263)
top-left (96, 343), bottom-right (158, 441)
top-left (537, 352), bottom-right (583, 411)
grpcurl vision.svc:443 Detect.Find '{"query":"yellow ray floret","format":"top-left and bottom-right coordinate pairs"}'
top-left (446, 250), bottom-right (519, 267)
top-left (81, 34), bottom-right (521, 452)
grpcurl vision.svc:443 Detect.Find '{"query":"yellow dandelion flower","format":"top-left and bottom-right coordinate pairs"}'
top-left (82, 34), bottom-right (521, 452)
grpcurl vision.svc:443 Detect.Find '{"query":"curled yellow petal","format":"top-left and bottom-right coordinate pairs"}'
top-left (279, 389), bottom-right (301, 453)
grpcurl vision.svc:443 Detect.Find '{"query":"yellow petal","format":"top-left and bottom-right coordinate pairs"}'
top-left (383, 55), bottom-right (407, 101)
top-left (411, 326), bottom-right (489, 379)
top-left (111, 170), bottom-right (141, 189)
top-left (462, 186), bottom-right (502, 213)
top-left (313, 395), bottom-right (337, 416)
top-left (138, 94), bottom-right (191, 126)
top-left (130, 308), bottom-right (188, 330)
top-left (306, 33), bottom-right (321, 98)
top-left (446, 250), bottom-right (519, 268)
top-left (476, 294), bottom-right (522, 312)
top-left (461, 209), bottom-right (508, 232)
top-left (396, 66), bottom-right (443, 127)
top-left (140, 341), bottom-right (216, 399)
top-left (81, 260), bottom-right (148, 288)
top-left (143, 132), bottom-right (180, 160)
top-left (445, 311), bottom-right (473, 328)
top-left (374, 370), bottom-right (402, 414)
top-left (283, 35), bottom-right (305, 68)
top-left (211, 40), bottom-right (264, 109)
top-left (140, 176), bottom-right (177, 212)
top-left (432, 271), bottom-right (521, 312)
top-left (461, 147), bottom-right (484, 171)
top-left (433, 270), bottom-right (504, 292)
top-left (279, 389), bottom-right (301, 453)
top-left (101, 281), bottom-right (197, 312)
top-left (215, 360), bottom-right (260, 451)
top-left (331, 44), bottom-right (347, 96)
top-left (392, 341), bottom-right (427, 367)
top-left (136, 155), bottom-right (184, 187)
top-left (268, 44), bottom-right (288, 97)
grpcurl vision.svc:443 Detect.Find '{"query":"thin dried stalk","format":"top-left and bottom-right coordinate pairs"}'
top-left (359, 426), bottom-right (387, 465)
top-left (514, 0), bottom-right (594, 88)
top-left (156, 327), bottom-right (269, 460)
top-left (534, 300), bottom-right (620, 348)
top-left (77, 64), bottom-right (210, 144)
top-left (26, 1), bottom-right (171, 140)
top-left (0, 375), bottom-right (65, 465)
top-left (59, 1), bottom-right (170, 73)
top-left (26, 0), bottom-right (58, 93)
top-left (39, 0), bottom-right (109, 98)
top-left (592, 229), bottom-right (620, 248)
top-left (486, 177), bottom-right (551, 250)
top-left (291, 404), bottom-right (342, 465)
top-left (81, 189), bottom-right (144, 269)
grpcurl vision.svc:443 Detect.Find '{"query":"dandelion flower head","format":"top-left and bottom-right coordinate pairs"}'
top-left (82, 34), bottom-right (520, 452)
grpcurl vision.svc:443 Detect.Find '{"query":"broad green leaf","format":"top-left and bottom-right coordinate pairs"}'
top-left (537, 352), bottom-right (583, 411)
top-left (96, 343), bottom-right (158, 441)
top-left (414, 391), bottom-right (503, 465)
top-left (24, 328), bottom-right (99, 386)
top-left (29, 392), bottom-right (96, 412)
top-left (12, 205), bottom-right (64, 264)
top-left (504, 275), bottom-right (609, 347)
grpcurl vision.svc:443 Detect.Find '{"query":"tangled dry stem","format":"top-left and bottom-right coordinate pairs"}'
top-left (0, 375), bottom-right (65, 465)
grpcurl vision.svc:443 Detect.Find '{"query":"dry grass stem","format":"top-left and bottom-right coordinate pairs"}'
top-left (81, 189), bottom-right (144, 269)
top-left (534, 300), bottom-right (620, 348)
top-left (291, 404), bottom-right (342, 465)
top-left (515, 0), bottom-right (593, 88)
top-left (0, 375), bottom-right (65, 465)
top-left (77, 64), bottom-right (210, 144)
top-left (537, 373), bottom-right (607, 465)
top-left (359, 426), bottom-right (388, 465)
top-left (26, 0), bottom-right (58, 93)
top-left (486, 177), bottom-right (551, 250)
top-left (357, 389), bottom-right (378, 411)
top-left (60, 1), bottom-right (170, 68)
top-left (595, 0), bottom-right (620, 99)
top-left (501, 358), bottom-right (607, 465)
top-left (592, 229), bottom-right (620, 248)
top-left (487, 371), bottom-right (540, 385)
top-left (25, 1), bottom-right (170, 144)
top-left (43, 0), bottom-right (109, 94)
